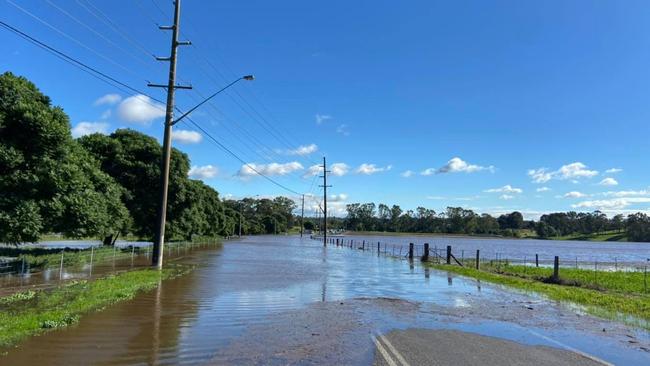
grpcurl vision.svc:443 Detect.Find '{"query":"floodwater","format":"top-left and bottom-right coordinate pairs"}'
top-left (1, 236), bottom-right (649, 365)
top-left (341, 233), bottom-right (650, 267)
top-left (0, 242), bottom-right (217, 297)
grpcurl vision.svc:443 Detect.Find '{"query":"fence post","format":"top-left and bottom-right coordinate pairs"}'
top-left (643, 264), bottom-right (648, 292)
top-left (362, 241), bottom-right (365, 251)
top-left (59, 250), bottom-right (64, 280)
top-left (475, 250), bottom-right (480, 270)
top-left (89, 246), bottom-right (94, 278)
top-left (446, 245), bottom-right (451, 265)
top-left (408, 243), bottom-right (414, 260)
top-left (336, 238), bottom-right (339, 247)
top-left (422, 243), bottom-right (429, 262)
top-left (535, 254), bottom-right (539, 267)
top-left (552, 256), bottom-right (559, 282)
top-left (377, 242), bottom-right (380, 256)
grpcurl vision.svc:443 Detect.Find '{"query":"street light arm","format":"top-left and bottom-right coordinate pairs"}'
top-left (171, 75), bottom-right (254, 126)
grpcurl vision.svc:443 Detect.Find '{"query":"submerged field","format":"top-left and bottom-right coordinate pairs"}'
top-left (0, 265), bottom-right (192, 348)
top-left (428, 261), bottom-right (650, 329)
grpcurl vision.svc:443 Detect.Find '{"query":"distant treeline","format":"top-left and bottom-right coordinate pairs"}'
top-left (0, 72), bottom-right (295, 244)
top-left (305, 203), bottom-right (650, 242)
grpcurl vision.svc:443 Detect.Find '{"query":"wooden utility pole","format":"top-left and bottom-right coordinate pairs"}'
top-left (300, 194), bottom-right (305, 238)
top-left (148, 0), bottom-right (191, 268)
top-left (319, 157), bottom-right (331, 246)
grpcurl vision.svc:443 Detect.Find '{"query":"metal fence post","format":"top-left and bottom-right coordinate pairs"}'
top-left (535, 254), bottom-right (539, 267)
top-left (408, 243), bottom-right (414, 260)
top-left (552, 256), bottom-right (559, 282)
top-left (475, 250), bottom-right (480, 270)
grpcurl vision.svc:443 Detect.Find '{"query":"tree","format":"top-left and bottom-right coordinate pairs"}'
top-left (79, 129), bottom-right (193, 240)
top-left (0, 72), bottom-right (129, 244)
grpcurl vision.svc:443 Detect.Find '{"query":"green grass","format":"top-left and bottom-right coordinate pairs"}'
top-left (548, 231), bottom-right (628, 242)
top-left (428, 263), bottom-right (650, 329)
top-left (0, 265), bottom-right (192, 348)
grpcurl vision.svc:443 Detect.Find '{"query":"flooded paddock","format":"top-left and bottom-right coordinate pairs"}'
top-left (1, 235), bottom-right (649, 365)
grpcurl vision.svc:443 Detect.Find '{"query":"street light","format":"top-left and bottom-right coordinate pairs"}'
top-left (172, 75), bottom-right (254, 126)
top-left (152, 75), bottom-right (254, 268)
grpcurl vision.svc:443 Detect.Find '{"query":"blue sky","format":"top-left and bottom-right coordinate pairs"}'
top-left (2, 0), bottom-right (650, 219)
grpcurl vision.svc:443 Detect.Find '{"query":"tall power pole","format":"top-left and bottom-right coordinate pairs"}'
top-left (148, 0), bottom-right (191, 268)
top-left (319, 157), bottom-right (331, 246)
top-left (238, 203), bottom-right (242, 237)
top-left (300, 194), bottom-right (305, 238)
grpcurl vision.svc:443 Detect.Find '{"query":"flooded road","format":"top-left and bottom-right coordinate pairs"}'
top-left (1, 236), bottom-right (649, 365)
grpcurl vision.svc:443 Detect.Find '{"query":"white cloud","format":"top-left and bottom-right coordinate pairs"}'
top-left (563, 191), bottom-right (587, 198)
top-left (422, 157), bottom-right (494, 176)
top-left (401, 170), bottom-right (414, 178)
top-left (598, 177), bottom-right (618, 186)
top-left (285, 143), bottom-right (318, 156)
top-left (527, 168), bottom-right (553, 183)
top-left (315, 114), bottom-right (331, 124)
top-left (94, 93), bottom-right (121, 106)
top-left (302, 162), bottom-right (349, 178)
top-left (329, 193), bottom-right (348, 202)
top-left (238, 161), bottom-right (303, 178)
top-left (330, 163), bottom-right (349, 176)
top-left (572, 197), bottom-right (650, 210)
top-left (336, 124), bottom-right (350, 136)
top-left (188, 165), bottom-right (218, 180)
top-left (499, 194), bottom-right (515, 200)
top-left (71, 121), bottom-right (109, 138)
top-left (528, 162), bottom-right (598, 183)
top-left (356, 163), bottom-right (391, 175)
top-left (171, 129), bottom-right (202, 144)
top-left (601, 190), bottom-right (650, 197)
top-left (605, 168), bottom-right (623, 174)
top-left (303, 165), bottom-right (321, 178)
top-left (536, 187), bottom-right (551, 192)
top-left (484, 185), bottom-right (523, 194)
top-left (117, 94), bottom-right (165, 124)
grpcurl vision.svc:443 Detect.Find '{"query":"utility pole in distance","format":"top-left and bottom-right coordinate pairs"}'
top-left (319, 157), bottom-right (331, 247)
top-left (300, 194), bottom-right (305, 238)
top-left (238, 202), bottom-right (242, 237)
top-left (148, 0), bottom-right (192, 269)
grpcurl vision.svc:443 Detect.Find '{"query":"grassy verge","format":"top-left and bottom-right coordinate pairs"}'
top-left (427, 263), bottom-right (650, 329)
top-left (0, 264), bottom-right (192, 348)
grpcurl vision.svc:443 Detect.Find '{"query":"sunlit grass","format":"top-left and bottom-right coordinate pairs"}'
top-left (428, 263), bottom-right (650, 329)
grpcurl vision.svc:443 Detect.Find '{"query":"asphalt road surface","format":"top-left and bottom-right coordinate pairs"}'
top-left (373, 329), bottom-right (610, 366)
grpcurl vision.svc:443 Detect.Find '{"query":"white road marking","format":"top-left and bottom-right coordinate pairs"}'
top-left (372, 332), bottom-right (411, 366)
top-left (373, 335), bottom-right (398, 366)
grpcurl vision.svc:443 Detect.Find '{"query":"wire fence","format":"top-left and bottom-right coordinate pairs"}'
top-left (0, 239), bottom-right (222, 297)
top-left (314, 236), bottom-right (650, 294)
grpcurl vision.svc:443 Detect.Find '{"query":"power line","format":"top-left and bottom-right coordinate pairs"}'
top-left (0, 19), bottom-right (304, 197)
top-left (6, 0), bottom-right (144, 80)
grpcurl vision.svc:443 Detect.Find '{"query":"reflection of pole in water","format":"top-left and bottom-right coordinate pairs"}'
top-left (476, 279), bottom-right (482, 292)
top-left (150, 278), bottom-right (163, 365)
top-left (447, 276), bottom-right (453, 286)
top-left (424, 267), bottom-right (430, 280)
top-left (321, 280), bottom-right (327, 302)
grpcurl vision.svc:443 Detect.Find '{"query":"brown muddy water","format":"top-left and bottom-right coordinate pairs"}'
top-left (1, 235), bottom-right (649, 365)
